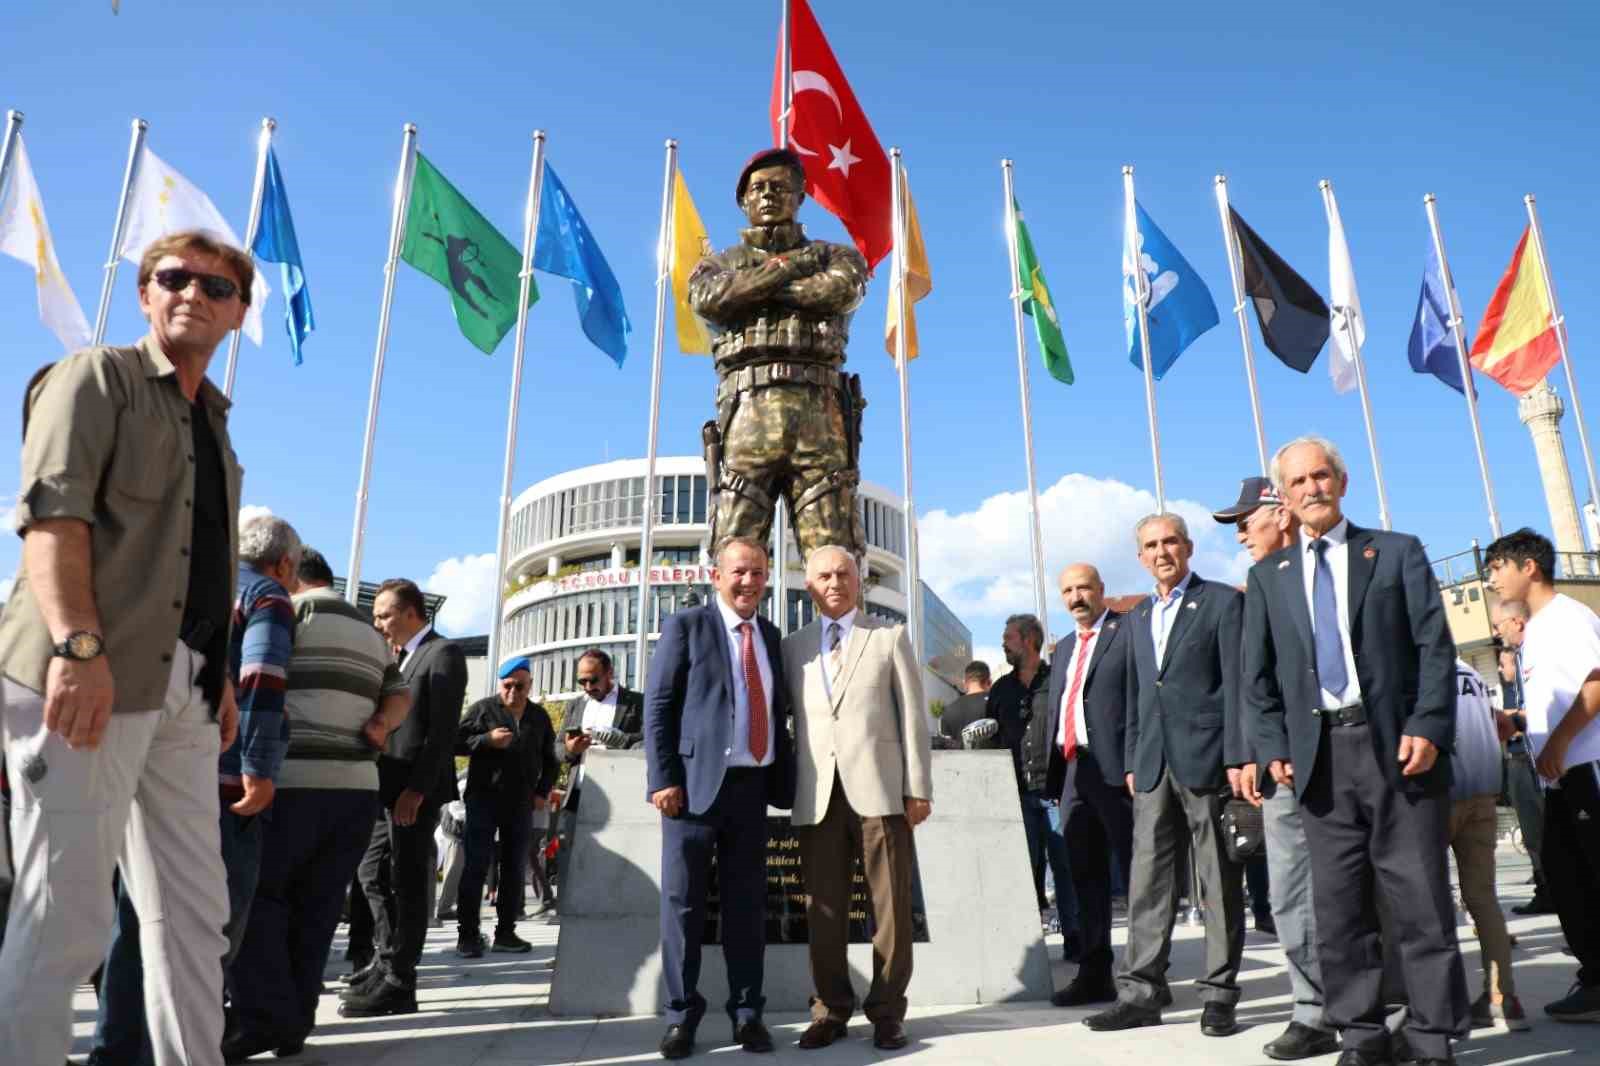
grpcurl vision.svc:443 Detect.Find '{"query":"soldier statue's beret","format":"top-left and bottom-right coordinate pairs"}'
top-left (735, 147), bottom-right (806, 204)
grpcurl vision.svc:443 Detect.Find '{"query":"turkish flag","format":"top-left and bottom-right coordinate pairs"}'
top-left (770, 0), bottom-right (892, 269)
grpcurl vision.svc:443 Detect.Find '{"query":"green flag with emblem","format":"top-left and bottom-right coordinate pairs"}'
top-left (1013, 200), bottom-right (1072, 384)
top-left (401, 152), bottom-right (536, 354)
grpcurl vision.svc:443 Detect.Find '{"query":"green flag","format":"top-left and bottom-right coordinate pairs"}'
top-left (1013, 201), bottom-right (1072, 384)
top-left (401, 152), bottom-right (535, 354)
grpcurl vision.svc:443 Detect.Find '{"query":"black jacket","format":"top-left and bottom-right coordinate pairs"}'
top-left (457, 696), bottom-right (559, 803)
top-left (1244, 524), bottom-right (1457, 797)
top-left (991, 662), bottom-right (1054, 794)
top-left (1044, 610), bottom-right (1132, 795)
top-left (1125, 574), bottom-right (1245, 793)
top-left (937, 692), bottom-right (997, 747)
top-left (380, 630), bottom-right (468, 806)
top-left (561, 685), bottom-right (646, 763)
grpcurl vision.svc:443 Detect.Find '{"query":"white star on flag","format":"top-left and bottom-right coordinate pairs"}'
top-left (827, 139), bottom-right (861, 178)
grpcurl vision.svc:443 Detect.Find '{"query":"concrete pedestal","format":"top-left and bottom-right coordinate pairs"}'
top-left (549, 750), bottom-right (1051, 1015)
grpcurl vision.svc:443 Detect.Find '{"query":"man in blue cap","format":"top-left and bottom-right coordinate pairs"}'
top-left (452, 657), bottom-right (559, 957)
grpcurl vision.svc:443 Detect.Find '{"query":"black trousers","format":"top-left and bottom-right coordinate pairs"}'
top-left (1061, 749), bottom-right (1133, 981)
top-left (457, 791), bottom-right (532, 939)
top-left (1543, 760), bottom-right (1600, 988)
top-left (357, 794), bottom-right (441, 988)
top-left (1300, 722), bottom-right (1467, 1059)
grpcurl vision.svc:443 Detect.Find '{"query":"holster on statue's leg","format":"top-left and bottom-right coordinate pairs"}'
top-left (790, 469), bottom-right (865, 560)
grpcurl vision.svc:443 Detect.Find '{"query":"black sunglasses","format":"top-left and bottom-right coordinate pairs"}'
top-left (576, 676), bottom-right (605, 688)
top-left (153, 268), bottom-right (240, 302)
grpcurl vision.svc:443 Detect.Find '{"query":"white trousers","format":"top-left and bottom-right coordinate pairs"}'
top-left (0, 643), bottom-right (228, 1066)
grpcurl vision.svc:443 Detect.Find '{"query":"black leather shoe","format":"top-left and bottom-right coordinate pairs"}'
top-left (337, 977), bottom-right (417, 1017)
top-left (1052, 976), bottom-right (1117, 1006)
top-left (871, 1020), bottom-right (908, 1050)
top-left (659, 1024), bottom-right (695, 1060)
top-left (338, 966), bottom-right (387, 1000)
top-left (1201, 1001), bottom-right (1240, 1037)
top-left (796, 1019), bottom-right (848, 1049)
top-left (1084, 1001), bottom-right (1162, 1031)
top-left (273, 1039), bottom-right (305, 1059)
top-left (1254, 911), bottom-right (1278, 937)
top-left (734, 1020), bottom-right (774, 1053)
top-left (222, 1030), bottom-right (284, 1064)
top-left (1335, 1051), bottom-right (1394, 1066)
top-left (492, 931), bottom-right (533, 953)
top-left (456, 933), bottom-right (487, 958)
top-left (340, 959), bottom-right (378, 985)
top-left (1264, 1022), bottom-right (1339, 1060)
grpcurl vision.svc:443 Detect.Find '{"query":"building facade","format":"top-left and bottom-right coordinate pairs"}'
top-left (498, 456), bottom-right (971, 706)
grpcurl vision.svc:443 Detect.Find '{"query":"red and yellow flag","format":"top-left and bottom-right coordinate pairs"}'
top-left (1469, 227), bottom-right (1560, 395)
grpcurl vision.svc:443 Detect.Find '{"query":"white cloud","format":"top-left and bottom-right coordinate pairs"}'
top-left (424, 553), bottom-right (499, 636)
top-left (970, 643), bottom-right (1012, 680)
top-left (918, 472), bottom-right (1250, 637)
top-left (0, 494), bottom-right (16, 532)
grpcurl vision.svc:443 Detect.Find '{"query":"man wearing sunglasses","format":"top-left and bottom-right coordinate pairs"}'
top-left (451, 658), bottom-right (558, 959)
top-left (553, 649), bottom-right (644, 904)
top-left (0, 231), bottom-right (251, 1066)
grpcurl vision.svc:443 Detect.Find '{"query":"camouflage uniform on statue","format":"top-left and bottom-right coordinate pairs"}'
top-left (689, 148), bottom-right (869, 558)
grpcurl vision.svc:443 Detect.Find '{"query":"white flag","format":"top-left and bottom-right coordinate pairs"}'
top-left (117, 146), bottom-right (268, 344)
top-left (0, 134), bottom-right (92, 351)
top-left (1325, 195), bottom-right (1364, 395)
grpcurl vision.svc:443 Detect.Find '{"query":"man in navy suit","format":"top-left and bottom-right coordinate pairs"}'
top-left (1044, 563), bottom-right (1134, 1007)
top-left (645, 536), bottom-right (796, 1060)
top-left (1244, 437), bottom-right (1467, 1066)
top-left (1085, 514), bottom-right (1248, 1037)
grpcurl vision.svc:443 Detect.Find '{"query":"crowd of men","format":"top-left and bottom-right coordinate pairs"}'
top-left (0, 226), bottom-right (1597, 1066)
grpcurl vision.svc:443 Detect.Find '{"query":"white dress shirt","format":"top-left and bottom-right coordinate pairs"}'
top-left (399, 623), bottom-right (432, 664)
top-left (1150, 571), bottom-right (1193, 663)
top-left (716, 596), bottom-right (776, 768)
top-left (1299, 517), bottom-right (1363, 709)
top-left (818, 608), bottom-right (858, 703)
top-left (579, 685), bottom-right (620, 741)
top-left (1058, 611), bottom-right (1107, 752)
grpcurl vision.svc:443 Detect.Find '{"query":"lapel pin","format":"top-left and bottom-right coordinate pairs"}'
top-left (1277, 559), bottom-right (1291, 570)
top-left (1108, 621), bottom-right (1119, 631)
top-left (1185, 601), bottom-right (1198, 610)
top-left (1363, 547), bottom-right (1377, 559)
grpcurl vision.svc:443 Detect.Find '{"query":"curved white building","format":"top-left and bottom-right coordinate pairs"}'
top-left (497, 456), bottom-right (972, 704)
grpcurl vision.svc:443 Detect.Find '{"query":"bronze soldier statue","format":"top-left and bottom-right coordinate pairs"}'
top-left (689, 148), bottom-right (869, 560)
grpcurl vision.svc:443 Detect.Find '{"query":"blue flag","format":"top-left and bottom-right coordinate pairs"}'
top-left (251, 148), bottom-right (313, 365)
top-left (1407, 243), bottom-right (1473, 396)
top-left (1123, 201), bottom-right (1218, 379)
top-left (534, 164), bottom-right (630, 366)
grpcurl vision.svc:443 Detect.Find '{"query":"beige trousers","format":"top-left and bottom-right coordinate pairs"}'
top-left (1449, 793), bottom-right (1516, 999)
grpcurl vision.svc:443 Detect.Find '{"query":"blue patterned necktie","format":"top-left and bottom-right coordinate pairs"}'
top-left (1310, 538), bottom-right (1349, 697)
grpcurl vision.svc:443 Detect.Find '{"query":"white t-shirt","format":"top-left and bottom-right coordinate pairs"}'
top-left (1520, 592), bottom-right (1600, 780)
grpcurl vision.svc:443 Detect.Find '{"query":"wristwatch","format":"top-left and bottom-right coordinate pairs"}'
top-left (52, 630), bottom-right (105, 661)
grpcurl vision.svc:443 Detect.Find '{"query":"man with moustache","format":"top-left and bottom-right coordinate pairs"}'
top-left (1044, 563), bottom-right (1134, 1007)
top-left (1084, 513), bottom-right (1247, 1037)
top-left (645, 537), bottom-right (796, 1060)
top-left (1212, 477), bottom-right (1338, 1060)
top-left (1244, 437), bottom-right (1467, 1065)
top-left (782, 546), bottom-right (931, 1051)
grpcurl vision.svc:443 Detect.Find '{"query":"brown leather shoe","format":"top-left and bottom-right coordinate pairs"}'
top-left (872, 1020), bottom-right (909, 1050)
top-left (796, 1019), bottom-right (848, 1050)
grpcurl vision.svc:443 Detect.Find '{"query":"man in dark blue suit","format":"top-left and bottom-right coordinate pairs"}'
top-left (1245, 436), bottom-right (1467, 1066)
top-left (645, 536), bottom-right (795, 1060)
top-left (1085, 514), bottom-right (1248, 1037)
top-left (1044, 563), bottom-right (1134, 1007)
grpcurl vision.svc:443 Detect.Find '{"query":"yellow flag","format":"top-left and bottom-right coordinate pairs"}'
top-left (670, 167), bottom-right (713, 355)
top-left (885, 178), bottom-right (932, 360)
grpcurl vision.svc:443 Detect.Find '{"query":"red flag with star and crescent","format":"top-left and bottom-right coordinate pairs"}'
top-left (770, 0), bottom-right (892, 269)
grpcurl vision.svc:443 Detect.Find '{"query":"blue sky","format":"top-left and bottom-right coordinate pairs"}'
top-left (1, 1), bottom-right (1596, 662)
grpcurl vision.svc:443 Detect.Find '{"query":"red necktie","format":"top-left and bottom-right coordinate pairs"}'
top-left (740, 621), bottom-right (769, 762)
top-left (1062, 631), bottom-right (1093, 761)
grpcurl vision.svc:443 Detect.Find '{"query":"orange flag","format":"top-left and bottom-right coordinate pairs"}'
top-left (1469, 227), bottom-right (1561, 395)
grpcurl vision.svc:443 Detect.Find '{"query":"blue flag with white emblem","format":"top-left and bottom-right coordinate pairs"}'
top-left (1407, 242), bottom-right (1473, 396)
top-left (251, 147), bottom-right (313, 364)
top-left (534, 163), bottom-right (631, 367)
top-left (1123, 201), bottom-right (1218, 379)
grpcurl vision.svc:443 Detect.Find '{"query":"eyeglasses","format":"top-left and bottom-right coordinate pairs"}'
top-left (152, 268), bottom-right (240, 302)
top-left (576, 676), bottom-right (606, 688)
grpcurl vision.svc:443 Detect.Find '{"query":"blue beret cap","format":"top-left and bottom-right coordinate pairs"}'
top-left (499, 657), bottom-right (532, 679)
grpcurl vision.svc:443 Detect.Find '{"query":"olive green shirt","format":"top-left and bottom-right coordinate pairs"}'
top-left (0, 335), bottom-right (243, 710)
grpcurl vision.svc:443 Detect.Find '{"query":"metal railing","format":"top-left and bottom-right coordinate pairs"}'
top-left (1430, 543), bottom-right (1600, 587)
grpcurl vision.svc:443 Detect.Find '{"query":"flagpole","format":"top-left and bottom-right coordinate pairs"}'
top-left (771, 0), bottom-right (793, 632)
top-left (1124, 169), bottom-right (1167, 514)
top-left (634, 138), bottom-right (677, 690)
top-left (1424, 193), bottom-right (1502, 539)
top-left (481, 130), bottom-right (549, 692)
top-left (221, 116), bottom-right (275, 400)
top-left (1213, 175), bottom-right (1269, 476)
top-left (0, 111), bottom-right (23, 210)
top-left (890, 148), bottom-right (925, 669)
top-left (1524, 194), bottom-right (1600, 531)
top-left (92, 117), bottom-right (148, 344)
top-left (1319, 180), bottom-right (1392, 531)
top-left (778, 0), bottom-right (793, 143)
top-left (1000, 159), bottom-right (1052, 639)
top-left (344, 123), bottom-right (419, 605)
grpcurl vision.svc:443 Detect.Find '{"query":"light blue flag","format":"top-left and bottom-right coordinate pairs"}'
top-left (1122, 201), bottom-right (1218, 379)
top-left (534, 163), bottom-right (630, 366)
top-left (1407, 242), bottom-right (1472, 396)
top-left (251, 148), bottom-right (313, 364)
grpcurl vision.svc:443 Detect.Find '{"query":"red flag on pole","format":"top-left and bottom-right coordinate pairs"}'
top-left (770, 0), bottom-right (892, 268)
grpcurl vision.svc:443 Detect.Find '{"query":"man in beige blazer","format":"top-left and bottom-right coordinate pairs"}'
top-left (782, 546), bottom-right (933, 1052)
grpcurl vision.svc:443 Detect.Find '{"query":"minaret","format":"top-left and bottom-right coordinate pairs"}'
top-left (1518, 380), bottom-right (1587, 556)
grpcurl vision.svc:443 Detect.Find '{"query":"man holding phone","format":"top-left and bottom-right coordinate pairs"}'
top-left (554, 649), bottom-right (644, 896)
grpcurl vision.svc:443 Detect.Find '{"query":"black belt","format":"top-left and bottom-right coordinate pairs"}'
top-left (1314, 703), bottom-right (1366, 728)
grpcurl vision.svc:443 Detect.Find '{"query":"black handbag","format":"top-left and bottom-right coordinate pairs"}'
top-left (1221, 798), bottom-right (1265, 863)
